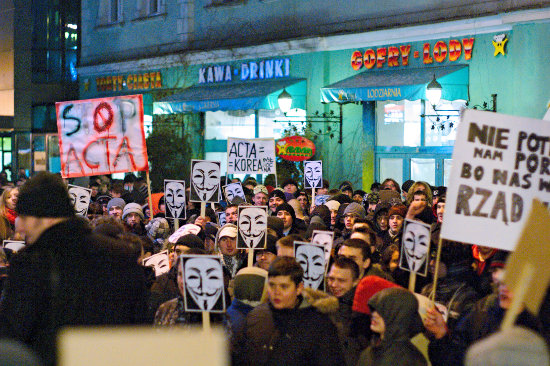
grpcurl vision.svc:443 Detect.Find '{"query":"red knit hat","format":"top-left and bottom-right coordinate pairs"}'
top-left (388, 204), bottom-right (407, 218)
top-left (352, 275), bottom-right (401, 315)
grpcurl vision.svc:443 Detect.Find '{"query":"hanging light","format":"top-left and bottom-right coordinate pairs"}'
top-left (278, 88), bottom-right (293, 114)
top-left (426, 75), bottom-right (442, 107)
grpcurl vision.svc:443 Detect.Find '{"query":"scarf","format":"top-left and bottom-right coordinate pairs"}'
top-left (4, 208), bottom-right (17, 225)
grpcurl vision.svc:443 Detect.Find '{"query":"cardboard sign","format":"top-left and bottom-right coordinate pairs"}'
top-left (164, 179), bottom-right (187, 220)
top-left (67, 184), bottom-right (92, 217)
top-left (56, 95), bottom-right (149, 178)
top-left (237, 206), bottom-right (268, 249)
top-left (2, 240), bottom-right (26, 253)
top-left (399, 219), bottom-right (431, 277)
top-left (504, 199), bottom-right (550, 316)
top-left (142, 250), bottom-right (170, 277)
top-left (168, 224), bottom-right (202, 244)
top-left (294, 241), bottom-right (326, 290)
top-left (216, 212), bottom-right (227, 226)
top-left (189, 160), bottom-right (221, 203)
top-left (222, 182), bottom-right (246, 203)
top-left (304, 160), bottom-right (323, 189)
top-left (181, 255), bottom-right (226, 313)
top-left (311, 230), bottom-right (334, 270)
top-left (441, 110), bottom-right (550, 251)
top-left (314, 194), bottom-right (331, 206)
top-left (227, 138), bottom-right (276, 175)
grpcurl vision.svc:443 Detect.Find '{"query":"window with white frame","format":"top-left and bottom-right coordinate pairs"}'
top-left (98, 0), bottom-right (122, 25)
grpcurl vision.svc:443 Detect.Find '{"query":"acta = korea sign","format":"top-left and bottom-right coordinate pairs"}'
top-left (56, 94), bottom-right (149, 178)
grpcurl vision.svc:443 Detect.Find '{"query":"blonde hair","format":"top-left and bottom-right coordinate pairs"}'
top-left (406, 181), bottom-right (433, 206)
top-left (0, 187), bottom-right (17, 217)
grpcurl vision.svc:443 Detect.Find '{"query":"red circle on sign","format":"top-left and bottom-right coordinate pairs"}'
top-left (93, 102), bottom-right (114, 133)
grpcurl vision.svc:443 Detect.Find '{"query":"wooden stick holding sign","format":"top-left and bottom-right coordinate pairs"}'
top-left (430, 236), bottom-right (444, 303)
top-left (501, 199), bottom-right (550, 330)
top-left (146, 172), bottom-right (154, 222)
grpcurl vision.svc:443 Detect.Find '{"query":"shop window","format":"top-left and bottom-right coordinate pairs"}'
top-left (32, 105), bottom-right (58, 133)
top-left (424, 100), bottom-right (464, 147)
top-left (98, 0), bottom-right (122, 25)
top-left (376, 100), bottom-right (421, 147)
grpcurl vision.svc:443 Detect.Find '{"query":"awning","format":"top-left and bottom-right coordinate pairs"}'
top-left (320, 64), bottom-right (468, 103)
top-left (154, 78), bottom-right (306, 114)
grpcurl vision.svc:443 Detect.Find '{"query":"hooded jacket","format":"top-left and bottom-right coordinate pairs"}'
top-left (357, 287), bottom-right (427, 366)
top-left (242, 289), bottom-right (344, 366)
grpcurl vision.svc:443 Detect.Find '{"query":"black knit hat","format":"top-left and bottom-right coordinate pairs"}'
top-left (16, 172), bottom-right (75, 218)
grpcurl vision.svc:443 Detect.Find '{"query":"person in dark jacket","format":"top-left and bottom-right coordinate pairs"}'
top-left (241, 256), bottom-right (345, 366)
top-left (357, 287), bottom-right (427, 366)
top-left (0, 172), bottom-right (147, 366)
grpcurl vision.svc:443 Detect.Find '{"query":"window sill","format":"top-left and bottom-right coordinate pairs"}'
top-left (204, 1), bottom-right (246, 9)
top-left (95, 21), bottom-right (125, 30)
top-left (132, 12), bottom-right (167, 22)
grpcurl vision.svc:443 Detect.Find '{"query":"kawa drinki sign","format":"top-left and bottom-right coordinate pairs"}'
top-left (276, 136), bottom-right (316, 161)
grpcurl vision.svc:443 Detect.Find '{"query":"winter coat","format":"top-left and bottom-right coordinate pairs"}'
top-left (357, 287), bottom-right (427, 366)
top-left (242, 291), bottom-right (345, 366)
top-left (227, 298), bottom-right (255, 339)
top-left (154, 296), bottom-right (228, 328)
top-left (428, 293), bottom-right (541, 366)
top-left (0, 217), bottom-right (148, 366)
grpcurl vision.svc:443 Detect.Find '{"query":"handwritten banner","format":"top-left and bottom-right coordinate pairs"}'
top-left (441, 110), bottom-right (550, 251)
top-left (56, 94), bottom-right (149, 178)
top-left (227, 138), bottom-right (276, 175)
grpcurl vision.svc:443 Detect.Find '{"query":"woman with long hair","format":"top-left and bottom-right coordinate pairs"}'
top-left (0, 187), bottom-right (18, 230)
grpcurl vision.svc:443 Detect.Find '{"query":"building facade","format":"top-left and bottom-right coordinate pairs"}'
top-left (76, 1), bottom-right (550, 189)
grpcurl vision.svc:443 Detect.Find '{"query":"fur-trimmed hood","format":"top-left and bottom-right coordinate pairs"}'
top-left (302, 287), bottom-right (339, 315)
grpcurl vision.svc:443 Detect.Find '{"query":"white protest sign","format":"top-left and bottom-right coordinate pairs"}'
top-left (304, 160), bottom-right (323, 189)
top-left (181, 255), bottom-right (226, 313)
top-left (164, 179), bottom-right (187, 220)
top-left (189, 160), bottom-right (221, 203)
top-left (399, 219), bottom-right (431, 277)
top-left (2, 240), bottom-right (26, 253)
top-left (227, 138), bottom-right (276, 175)
top-left (67, 184), bottom-right (92, 217)
top-left (294, 241), bottom-right (326, 291)
top-left (56, 95), bottom-right (149, 178)
top-left (441, 110), bottom-right (550, 251)
top-left (237, 206), bottom-right (268, 249)
top-left (142, 250), bottom-right (170, 277)
top-left (311, 230), bottom-right (334, 270)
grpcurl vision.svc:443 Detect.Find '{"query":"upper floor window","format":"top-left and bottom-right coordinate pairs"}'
top-left (98, 0), bottom-right (122, 25)
top-left (136, 0), bottom-right (165, 17)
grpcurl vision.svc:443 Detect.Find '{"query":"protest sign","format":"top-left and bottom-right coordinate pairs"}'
top-left (67, 184), bottom-right (92, 217)
top-left (304, 161), bottom-right (323, 189)
top-left (164, 179), bottom-right (187, 220)
top-left (311, 230), bottom-right (334, 270)
top-left (294, 241), bottom-right (326, 291)
top-left (237, 206), bottom-right (268, 250)
top-left (142, 250), bottom-right (170, 277)
top-left (441, 110), bottom-right (550, 251)
top-left (502, 199), bottom-right (550, 329)
top-left (189, 160), bottom-right (221, 203)
top-left (399, 219), bottom-right (431, 277)
top-left (223, 182), bottom-right (246, 203)
top-left (2, 240), bottom-right (26, 253)
top-left (216, 212), bottom-right (227, 226)
top-left (181, 255), bottom-right (226, 313)
top-left (227, 138), bottom-right (276, 175)
top-left (56, 95), bottom-right (148, 178)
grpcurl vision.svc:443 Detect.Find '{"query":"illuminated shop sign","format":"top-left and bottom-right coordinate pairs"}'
top-left (198, 58), bottom-right (290, 84)
top-left (95, 72), bottom-right (162, 92)
top-left (351, 38), bottom-right (475, 70)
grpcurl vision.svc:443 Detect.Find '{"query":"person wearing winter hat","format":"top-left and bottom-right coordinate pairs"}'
top-left (252, 185), bottom-right (269, 206)
top-left (254, 234), bottom-right (278, 271)
top-left (122, 202), bottom-right (146, 235)
top-left (107, 197), bottom-right (126, 219)
top-left (275, 202), bottom-right (301, 236)
top-left (357, 287), bottom-right (427, 366)
top-left (325, 200), bottom-right (341, 228)
top-left (2, 172), bottom-right (147, 365)
top-left (379, 204), bottom-right (407, 252)
top-left (268, 189), bottom-right (286, 214)
top-left (228, 267), bottom-right (268, 356)
top-left (343, 202), bottom-right (366, 230)
top-left (281, 178), bottom-right (299, 195)
top-left (145, 217), bottom-right (170, 252)
top-left (310, 204), bottom-right (331, 228)
top-left (401, 179), bottom-right (415, 202)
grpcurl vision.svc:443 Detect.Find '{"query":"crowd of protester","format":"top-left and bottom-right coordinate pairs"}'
top-left (0, 171), bottom-right (548, 366)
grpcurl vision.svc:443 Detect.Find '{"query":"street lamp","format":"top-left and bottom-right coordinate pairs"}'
top-left (278, 88), bottom-right (293, 114)
top-left (426, 75), bottom-right (442, 108)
